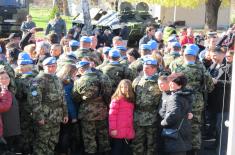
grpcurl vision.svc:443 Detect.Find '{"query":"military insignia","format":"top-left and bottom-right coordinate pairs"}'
top-left (32, 80), bottom-right (38, 86)
top-left (82, 96), bottom-right (87, 100)
top-left (31, 90), bottom-right (38, 96)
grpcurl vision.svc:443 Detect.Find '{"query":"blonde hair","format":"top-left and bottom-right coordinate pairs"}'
top-left (111, 79), bottom-right (135, 103)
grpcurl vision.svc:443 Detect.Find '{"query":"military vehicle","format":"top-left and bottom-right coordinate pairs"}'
top-left (72, 1), bottom-right (161, 46)
top-left (0, 0), bottom-right (29, 36)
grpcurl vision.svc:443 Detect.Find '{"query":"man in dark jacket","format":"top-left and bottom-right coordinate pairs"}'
top-left (207, 47), bottom-right (232, 155)
top-left (139, 25), bottom-right (156, 47)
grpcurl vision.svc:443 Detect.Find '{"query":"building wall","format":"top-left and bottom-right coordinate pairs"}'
top-left (157, 5), bottom-right (230, 29)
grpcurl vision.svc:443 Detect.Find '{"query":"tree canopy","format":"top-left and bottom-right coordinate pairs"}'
top-left (127, 0), bottom-right (229, 8)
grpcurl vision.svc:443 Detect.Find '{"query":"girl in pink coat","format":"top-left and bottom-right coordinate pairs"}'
top-left (109, 79), bottom-right (135, 155)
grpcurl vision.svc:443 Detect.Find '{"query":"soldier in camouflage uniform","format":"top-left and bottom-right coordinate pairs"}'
top-left (56, 53), bottom-right (77, 73)
top-left (132, 58), bottom-right (162, 155)
top-left (116, 46), bottom-right (129, 66)
top-left (74, 36), bottom-right (100, 63)
top-left (100, 49), bottom-right (133, 94)
top-left (163, 42), bottom-right (181, 71)
top-left (96, 47), bottom-right (111, 70)
top-left (73, 61), bottom-right (112, 155)
top-left (129, 44), bottom-right (152, 77)
top-left (15, 53), bottom-right (37, 154)
top-left (173, 45), bottom-right (214, 154)
top-left (28, 57), bottom-right (68, 155)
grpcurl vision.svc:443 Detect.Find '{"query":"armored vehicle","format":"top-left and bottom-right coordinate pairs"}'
top-left (0, 0), bottom-right (29, 36)
top-left (72, 1), bottom-right (160, 46)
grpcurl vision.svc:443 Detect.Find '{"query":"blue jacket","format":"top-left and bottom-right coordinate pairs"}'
top-left (64, 80), bottom-right (78, 120)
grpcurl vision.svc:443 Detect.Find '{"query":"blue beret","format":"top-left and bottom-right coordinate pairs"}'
top-left (147, 40), bottom-right (158, 50)
top-left (184, 49), bottom-right (197, 56)
top-left (140, 44), bottom-right (151, 51)
top-left (168, 35), bottom-right (178, 42)
top-left (80, 36), bottom-right (92, 43)
top-left (185, 44), bottom-right (199, 53)
top-left (103, 47), bottom-right (111, 54)
top-left (171, 42), bottom-right (181, 48)
top-left (76, 61), bottom-right (90, 68)
top-left (109, 49), bottom-right (121, 58)
top-left (116, 46), bottom-right (127, 51)
top-left (69, 40), bottom-right (80, 47)
top-left (42, 57), bottom-right (57, 66)
top-left (143, 58), bottom-right (158, 65)
top-left (0, 47), bottom-right (2, 53)
top-left (17, 52), bottom-right (33, 65)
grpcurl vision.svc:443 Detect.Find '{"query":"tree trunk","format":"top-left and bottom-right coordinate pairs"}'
top-left (205, 0), bottom-right (222, 30)
top-left (63, 0), bottom-right (70, 16)
top-left (81, 0), bottom-right (93, 35)
top-left (53, 0), bottom-right (58, 7)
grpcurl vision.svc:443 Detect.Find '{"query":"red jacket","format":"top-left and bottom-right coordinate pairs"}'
top-left (0, 90), bottom-right (12, 137)
top-left (109, 97), bottom-right (135, 139)
top-left (180, 35), bottom-right (194, 46)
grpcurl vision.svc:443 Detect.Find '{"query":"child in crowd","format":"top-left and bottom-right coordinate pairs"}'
top-left (109, 79), bottom-right (135, 155)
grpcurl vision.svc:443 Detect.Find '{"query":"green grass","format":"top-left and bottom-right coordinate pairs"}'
top-left (29, 7), bottom-right (73, 38)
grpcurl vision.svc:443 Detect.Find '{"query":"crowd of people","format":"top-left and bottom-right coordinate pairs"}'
top-left (0, 13), bottom-right (233, 155)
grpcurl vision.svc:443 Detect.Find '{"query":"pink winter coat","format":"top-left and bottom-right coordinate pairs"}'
top-left (109, 97), bottom-right (135, 139)
top-left (0, 90), bottom-right (12, 137)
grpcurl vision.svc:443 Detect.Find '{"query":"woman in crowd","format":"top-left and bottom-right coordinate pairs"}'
top-left (159, 73), bottom-right (192, 155)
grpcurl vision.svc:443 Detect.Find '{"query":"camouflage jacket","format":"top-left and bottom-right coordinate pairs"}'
top-left (73, 71), bottom-right (112, 121)
top-left (101, 62), bottom-right (134, 92)
top-left (174, 63), bottom-right (214, 109)
top-left (163, 52), bottom-right (181, 69)
top-left (129, 58), bottom-right (144, 78)
top-left (28, 71), bottom-right (68, 123)
top-left (15, 73), bottom-right (36, 119)
top-left (132, 74), bottom-right (162, 126)
top-left (74, 48), bottom-right (100, 62)
top-left (169, 56), bottom-right (184, 73)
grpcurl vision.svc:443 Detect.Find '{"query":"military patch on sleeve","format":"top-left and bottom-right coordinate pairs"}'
top-left (32, 80), bottom-right (38, 86)
top-left (31, 90), bottom-right (38, 96)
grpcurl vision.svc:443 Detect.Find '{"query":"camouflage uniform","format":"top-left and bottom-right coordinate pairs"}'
top-left (96, 59), bottom-right (109, 70)
top-left (73, 71), bottom-right (112, 154)
top-left (119, 57), bottom-right (129, 66)
top-left (74, 48), bottom-right (100, 63)
top-left (101, 62), bottom-right (133, 93)
top-left (163, 52), bottom-right (181, 70)
top-left (132, 74), bottom-right (162, 155)
top-left (15, 72), bottom-right (36, 154)
top-left (129, 58), bottom-right (144, 78)
top-left (169, 56), bottom-right (184, 73)
top-left (174, 62), bottom-right (214, 149)
top-left (56, 54), bottom-right (77, 73)
top-left (28, 71), bottom-right (68, 155)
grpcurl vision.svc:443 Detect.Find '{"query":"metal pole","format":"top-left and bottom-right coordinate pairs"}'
top-left (173, 0), bottom-right (177, 22)
top-left (227, 44), bottom-right (235, 155)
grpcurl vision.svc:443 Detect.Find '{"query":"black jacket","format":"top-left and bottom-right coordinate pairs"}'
top-left (208, 61), bottom-right (232, 113)
top-left (159, 88), bottom-right (192, 153)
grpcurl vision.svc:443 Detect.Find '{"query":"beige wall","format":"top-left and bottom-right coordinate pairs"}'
top-left (159, 5), bottom-right (230, 29)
